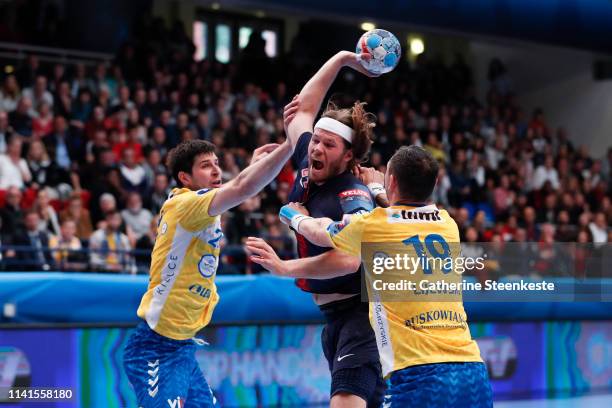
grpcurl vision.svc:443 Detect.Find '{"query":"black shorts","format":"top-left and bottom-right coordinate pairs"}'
top-left (320, 296), bottom-right (386, 408)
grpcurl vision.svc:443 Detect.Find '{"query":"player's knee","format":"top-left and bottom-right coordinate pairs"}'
top-left (330, 392), bottom-right (366, 408)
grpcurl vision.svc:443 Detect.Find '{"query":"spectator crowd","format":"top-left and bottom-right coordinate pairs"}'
top-left (0, 26), bottom-right (610, 277)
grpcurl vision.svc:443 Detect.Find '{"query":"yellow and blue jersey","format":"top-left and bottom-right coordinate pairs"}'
top-left (327, 204), bottom-right (483, 378)
top-left (137, 187), bottom-right (222, 340)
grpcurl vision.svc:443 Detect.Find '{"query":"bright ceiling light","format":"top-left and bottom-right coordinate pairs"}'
top-left (410, 38), bottom-right (425, 55)
top-left (361, 22), bottom-right (376, 31)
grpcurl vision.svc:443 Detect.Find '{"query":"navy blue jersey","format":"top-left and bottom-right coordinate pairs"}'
top-left (288, 132), bottom-right (375, 294)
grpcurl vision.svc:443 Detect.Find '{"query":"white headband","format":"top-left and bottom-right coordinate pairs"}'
top-left (314, 117), bottom-right (354, 144)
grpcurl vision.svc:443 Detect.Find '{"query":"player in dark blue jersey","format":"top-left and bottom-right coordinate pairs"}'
top-left (289, 129), bottom-right (375, 295)
top-left (247, 51), bottom-right (388, 408)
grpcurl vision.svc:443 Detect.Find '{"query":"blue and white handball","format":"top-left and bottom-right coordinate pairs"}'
top-left (356, 29), bottom-right (401, 75)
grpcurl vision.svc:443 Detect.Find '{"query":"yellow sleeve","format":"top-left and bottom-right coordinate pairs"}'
top-left (327, 214), bottom-right (366, 257)
top-left (177, 188), bottom-right (218, 232)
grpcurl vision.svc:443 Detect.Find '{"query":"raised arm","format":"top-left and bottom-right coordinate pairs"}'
top-left (288, 51), bottom-right (377, 141)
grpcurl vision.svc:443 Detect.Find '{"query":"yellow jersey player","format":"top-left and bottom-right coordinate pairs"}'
top-left (247, 146), bottom-right (493, 407)
top-left (123, 135), bottom-right (300, 408)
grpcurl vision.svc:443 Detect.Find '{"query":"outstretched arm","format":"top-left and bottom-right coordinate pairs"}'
top-left (288, 51), bottom-right (377, 141)
top-left (245, 237), bottom-right (360, 279)
top-left (208, 141), bottom-right (295, 216)
top-left (208, 95), bottom-right (306, 216)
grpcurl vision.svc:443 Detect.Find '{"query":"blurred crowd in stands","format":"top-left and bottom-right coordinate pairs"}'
top-left (0, 23), bottom-right (610, 277)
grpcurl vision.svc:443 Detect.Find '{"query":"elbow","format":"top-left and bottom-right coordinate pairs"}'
top-left (302, 230), bottom-right (326, 248)
top-left (345, 255), bottom-right (361, 271)
top-left (296, 97), bottom-right (318, 116)
top-left (314, 232), bottom-right (334, 248)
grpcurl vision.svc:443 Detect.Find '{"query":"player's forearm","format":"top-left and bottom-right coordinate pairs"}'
top-left (279, 205), bottom-right (334, 247)
top-left (283, 249), bottom-right (360, 279)
top-left (210, 142), bottom-right (293, 215)
top-left (235, 141), bottom-right (293, 195)
top-left (291, 52), bottom-right (348, 120)
top-left (298, 217), bottom-right (334, 247)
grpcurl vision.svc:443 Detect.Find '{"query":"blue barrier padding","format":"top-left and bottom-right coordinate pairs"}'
top-left (0, 273), bottom-right (610, 324)
top-left (0, 273), bottom-right (323, 324)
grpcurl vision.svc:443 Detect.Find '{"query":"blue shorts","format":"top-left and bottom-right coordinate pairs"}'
top-left (384, 362), bottom-right (493, 408)
top-left (123, 322), bottom-right (217, 408)
top-left (320, 296), bottom-right (386, 407)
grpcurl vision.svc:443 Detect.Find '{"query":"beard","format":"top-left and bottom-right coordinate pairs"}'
top-left (309, 159), bottom-right (347, 183)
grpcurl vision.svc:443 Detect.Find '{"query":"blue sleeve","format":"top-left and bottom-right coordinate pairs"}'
top-left (338, 184), bottom-right (375, 216)
top-left (291, 132), bottom-right (312, 167)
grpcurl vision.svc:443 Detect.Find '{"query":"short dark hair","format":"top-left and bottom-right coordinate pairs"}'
top-left (389, 146), bottom-right (439, 202)
top-left (167, 140), bottom-right (216, 187)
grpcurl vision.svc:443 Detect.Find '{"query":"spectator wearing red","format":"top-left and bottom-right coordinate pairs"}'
top-left (528, 108), bottom-right (549, 137)
top-left (493, 174), bottom-right (514, 217)
top-left (112, 126), bottom-right (143, 163)
top-left (32, 101), bottom-right (54, 138)
top-left (521, 206), bottom-right (540, 241)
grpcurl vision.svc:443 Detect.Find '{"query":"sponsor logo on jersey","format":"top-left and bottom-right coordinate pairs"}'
top-left (387, 208), bottom-right (442, 223)
top-left (339, 189), bottom-right (370, 199)
top-left (405, 309), bottom-right (467, 328)
top-left (156, 254), bottom-right (180, 296)
top-left (196, 188), bottom-right (211, 195)
top-left (167, 396), bottom-right (185, 408)
top-left (198, 254), bottom-right (218, 278)
top-left (189, 283), bottom-right (212, 298)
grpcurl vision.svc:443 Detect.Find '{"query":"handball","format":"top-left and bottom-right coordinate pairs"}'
top-left (356, 29), bottom-right (401, 75)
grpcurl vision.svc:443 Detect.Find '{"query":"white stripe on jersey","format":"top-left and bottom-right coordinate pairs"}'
top-left (145, 224), bottom-right (192, 329)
